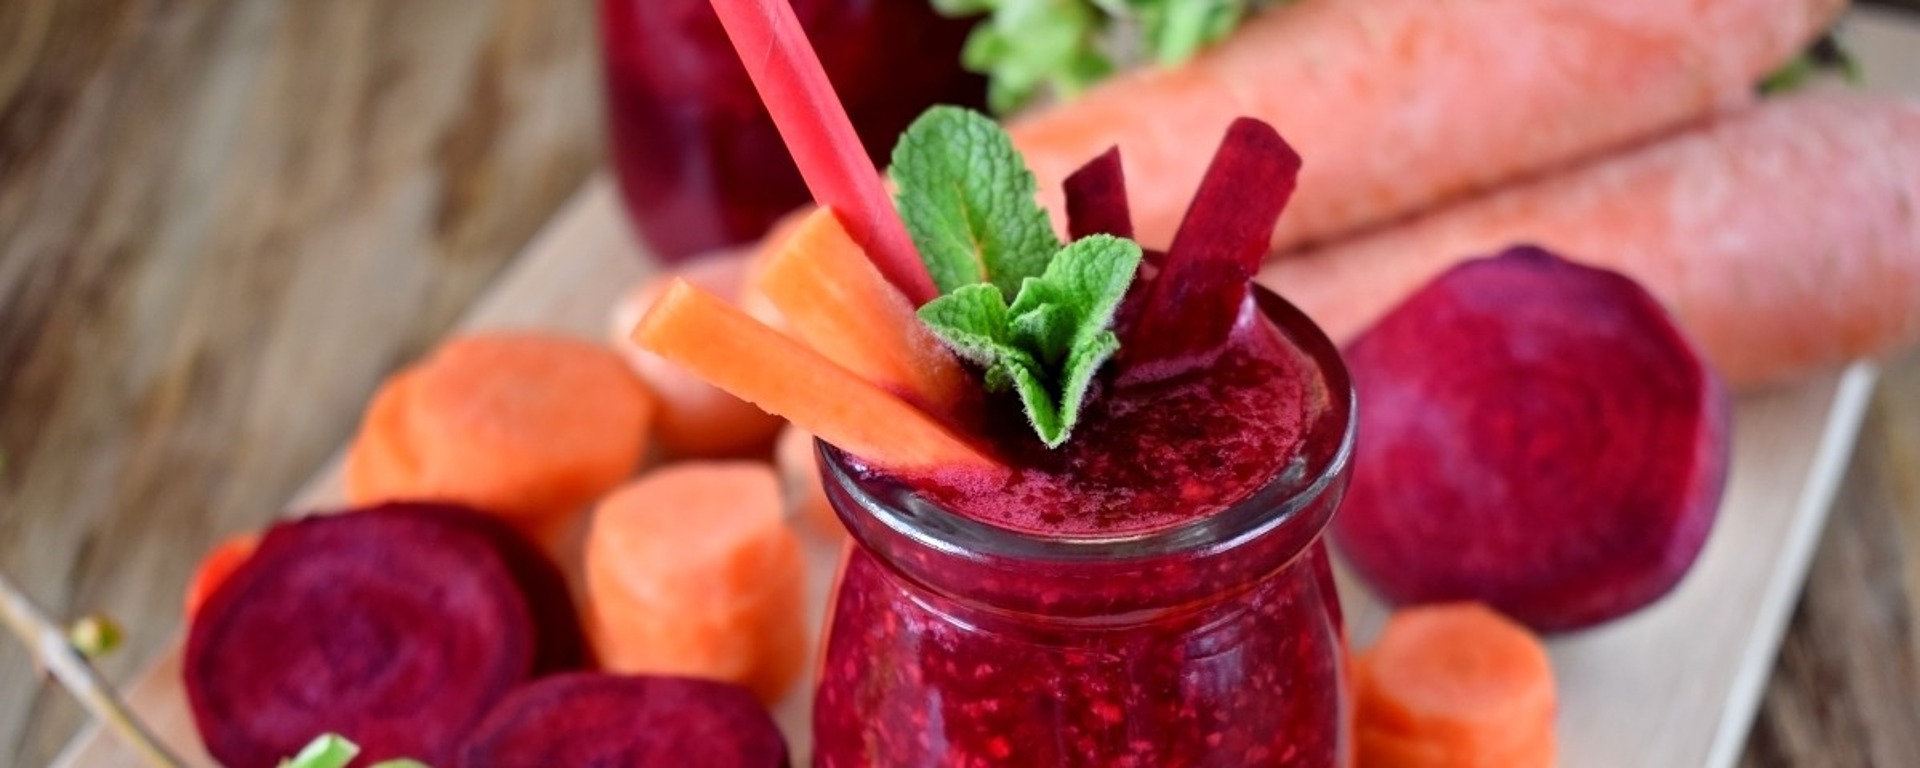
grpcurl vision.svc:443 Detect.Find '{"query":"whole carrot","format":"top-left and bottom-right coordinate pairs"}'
top-left (1010, 0), bottom-right (1842, 253)
top-left (1258, 92), bottom-right (1920, 389)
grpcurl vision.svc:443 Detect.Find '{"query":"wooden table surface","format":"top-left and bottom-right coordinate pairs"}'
top-left (1, 1), bottom-right (1915, 766)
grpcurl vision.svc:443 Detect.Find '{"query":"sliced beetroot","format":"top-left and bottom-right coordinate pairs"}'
top-left (186, 505), bottom-right (544, 768)
top-left (1064, 146), bottom-right (1133, 241)
top-left (1124, 118), bottom-right (1301, 373)
top-left (1333, 246), bottom-right (1730, 632)
top-left (458, 674), bottom-right (790, 767)
top-left (378, 502), bottom-right (594, 674)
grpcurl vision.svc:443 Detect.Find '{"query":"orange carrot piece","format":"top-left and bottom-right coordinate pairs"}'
top-left (755, 207), bottom-right (973, 417)
top-left (1010, 0), bottom-right (1841, 253)
top-left (182, 533), bottom-right (260, 621)
top-left (1354, 603), bottom-right (1556, 767)
top-left (707, 0), bottom-right (935, 305)
top-left (344, 333), bottom-right (656, 531)
top-left (583, 462), bottom-right (808, 703)
top-left (610, 254), bottom-right (785, 458)
top-left (1258, 92), bottom-right (1920, 389)
top-left (631, 281), bottom-right (999, 473)
top-left (775, 424), bottom-right (842, 542)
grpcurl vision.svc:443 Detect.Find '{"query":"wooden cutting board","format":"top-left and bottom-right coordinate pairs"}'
top-left (45, 171), bottom-right (1884, 768)
top-left (53, 8), bottom-right (1917, 767)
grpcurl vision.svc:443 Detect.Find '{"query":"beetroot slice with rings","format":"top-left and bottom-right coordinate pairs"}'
top-left (458, 673), bottom-right (790, 767)
top-left (1332, 246), bottom-right (1731, 632)
top-left (378, 502), bottom-right (594, 674)
top-left (186, 504), bottom-right (543, 768)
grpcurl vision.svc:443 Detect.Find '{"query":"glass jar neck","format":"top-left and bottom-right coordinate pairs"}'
top-left (821, 288), bottom-right (1356, 622)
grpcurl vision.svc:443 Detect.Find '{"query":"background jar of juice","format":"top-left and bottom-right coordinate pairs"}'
top-left (598, 0), bottom-right (986, 263)
top-left (812, 289), bottom-right (1359, 766)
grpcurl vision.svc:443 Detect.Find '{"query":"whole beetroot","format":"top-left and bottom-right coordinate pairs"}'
top-left (1332, 246), bottom-right (1730, 632)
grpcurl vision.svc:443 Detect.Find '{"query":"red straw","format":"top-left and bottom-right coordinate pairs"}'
top-left (707, 0), bottom-right (938, 306)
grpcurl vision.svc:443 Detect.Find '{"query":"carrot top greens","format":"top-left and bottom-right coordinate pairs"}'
top-left (931, 0), bottom-right (1283, 112)
top-left (892, 106), bottom-right (1142, 448)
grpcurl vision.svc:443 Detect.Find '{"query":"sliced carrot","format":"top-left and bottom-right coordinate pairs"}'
top-left (610, 254), bottom-right (785, 458)
top-left (775, 424), bottom-right (842, 542)
top-left (631, 281), bottom-right (999, 474)
top-left (583, 462), bottom-right (808, 703)
top-left (755, 207), bottom-right (973, 417)
top-left (182, 533), bottom-right (260, 622)
top-left (1354, 603), bottom-right (1556, 767)
top-left (344, 333), bottom-right (656, 534)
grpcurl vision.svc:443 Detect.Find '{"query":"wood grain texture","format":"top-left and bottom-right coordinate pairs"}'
top-left (3, 2), bottom-right (1919, 768)
top-left (0, 0), bottom-right (601, 764)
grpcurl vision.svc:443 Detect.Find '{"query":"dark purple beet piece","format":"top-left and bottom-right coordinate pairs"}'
top-left (185, 506), bottom-right (541, 768)
top-left (1333, 246), bottom-right (1731, 632)
top-left (377, 502), bottom-right (594, 674)
top-left (458, 674), bottom-right (790, 768)
top-left (1123, 118), bottom-right (1301, 374)
top-left (1063, 146), bottom-right (1133, 241)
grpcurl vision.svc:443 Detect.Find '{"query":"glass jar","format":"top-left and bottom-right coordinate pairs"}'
top-left (597, 0), bottom-right (985, 264)
top-left (812, 289), bottom-right (1357, 767)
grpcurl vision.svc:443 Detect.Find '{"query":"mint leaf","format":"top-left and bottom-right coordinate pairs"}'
top-left (893, 107), bottom-right (1061, 298)
top-left (919, 284), bottom-right (1016, 367)
top-left (919, 235), bottom-right (1141, 447)
top-left (1012, 235), bottom-right (1141, 443)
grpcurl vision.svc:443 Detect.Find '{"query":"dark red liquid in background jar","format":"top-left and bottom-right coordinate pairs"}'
top-left (813, 289), bottom-right (1357, 767)
top-left (599, 0), bottom-right (986, 263)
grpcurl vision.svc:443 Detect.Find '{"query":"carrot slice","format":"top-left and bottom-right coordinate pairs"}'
top-left (610, 254), bottom-right (785, 458)
top-left (182, 533), bottom-right (260, 621)
top-left (1355, 603), bottom-right (1556, 766)
top-left (755, 207), bottom-right (973, 417)
top-left (707, 0), bottom-right (935, 305)
top-left (583, 463), bottom-right (808, 703)
top-left (775, 424), bottom-right (842, 542)
top-left (631, 281), bottom-right (998, 473)
top-left (344, 333), bottom-right (656, 533)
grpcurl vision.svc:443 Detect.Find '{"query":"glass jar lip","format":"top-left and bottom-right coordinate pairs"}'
top-left (821, 286), bottom-right (1356, 565)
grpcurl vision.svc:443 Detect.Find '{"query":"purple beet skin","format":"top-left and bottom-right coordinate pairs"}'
top-left (459, 674), bottom-right (790, 768)
top-left (185, 505), bottom-right (548, 767)
top-left (1333, 246), bottom-right (1731, 632)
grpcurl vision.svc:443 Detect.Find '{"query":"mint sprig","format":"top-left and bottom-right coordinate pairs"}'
top-left (894, 108), bottom-right (1142, 447)
top-left (932, 0), bottom-right (1283, 113)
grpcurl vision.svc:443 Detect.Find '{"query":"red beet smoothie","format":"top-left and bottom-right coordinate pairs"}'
top-left (813, 290), bottom-right (1355, 767)
top-left (598, 0), bottom-right (984, 263)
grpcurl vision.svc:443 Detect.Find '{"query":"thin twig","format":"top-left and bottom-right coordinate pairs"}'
top-left (0, 570), bottom-right (183, 768)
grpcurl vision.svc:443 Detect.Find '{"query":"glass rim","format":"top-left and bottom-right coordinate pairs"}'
top-left (820, 286), bottom-right (1357, 566)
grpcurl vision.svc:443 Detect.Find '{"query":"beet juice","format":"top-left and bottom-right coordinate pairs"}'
top-left (598, 0), bottom-right (985, 263)
top-left (813, 289), bottom-right (1356, 767)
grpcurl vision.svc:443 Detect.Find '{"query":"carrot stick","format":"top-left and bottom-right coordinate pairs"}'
top-left (706, 0), bottom-right (936, 305)
top-left (754, 207), bottom-right (973, 417)
top-left (1355, 603), bottom-right (1556, 768)
top-left (182, 533), bottom-right (259, 621)
top-left (632, 280), bottom-right (1000, 473)
top-left (584, 462), bottom-right (808, 703)
top-left (343, 333), bottom-right (657, 531)
top-left (609, 253), bottom-right (785, 458)
top-left (1009, 0), bottom-right (1843, 253)
top-left (1258, 92), bottom-right (1920, 389)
